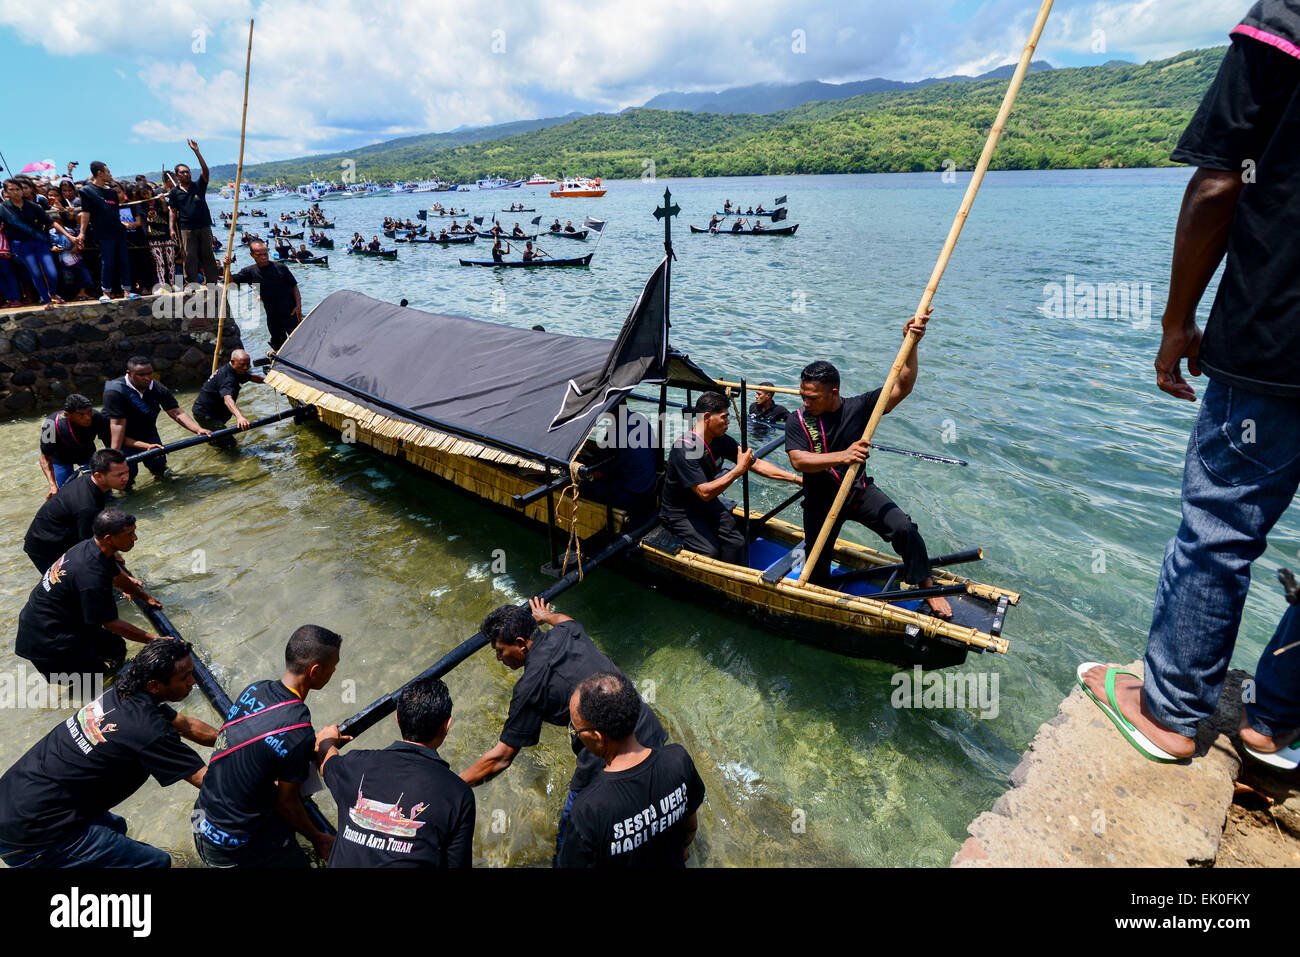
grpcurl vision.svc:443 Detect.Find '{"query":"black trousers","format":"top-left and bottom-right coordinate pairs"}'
top-left (802, 483), bottom-right (931, 586)
top-left (662, 506), bottom-right (747, 565)
top-left (17, 629), bottom-right (127, 682)
top-left (267, 312), bottom-right (300, 351)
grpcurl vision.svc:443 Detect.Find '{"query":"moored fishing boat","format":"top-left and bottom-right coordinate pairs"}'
top-left (264, 256), bottom-right (1018, 668)
top-left (526, 174), bottom-right (557, 185)
top-left (477, 176), bottom-right (525, 190)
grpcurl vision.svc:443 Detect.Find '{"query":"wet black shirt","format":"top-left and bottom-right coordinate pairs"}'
top-left (167, 175), bottom-right (212, 230)
top-left (0, 688), bottom-right (199, 850)
top-left (24, 472), bottom-right (108, 565)
top-left (749, 400), bottom-right (790, 424)
top-left (499, 620), bottom-right (666, 792)
top-left (232, 261), bottom-right (298, 318)
top-left (660, 431), bottom-right (740, 521)
top-left (784, 389), bottom-right (882, 513)
top-left (1170, 18), bottom-right (1300, 396)
top-left (193, 364), bottom-right (252, 422)
top-left (324, 741), bottom-right (475, 868)
top-left (193, 679), bottom-right (314, 847)
top-left (556, 745), bottom-right (706, 869)
top-left (78, 184), bottom-right (126, 241)
top-left (101, 377), bottom-right (179, 440)
top-left (16, 539), bottom-right (121, 660)
top-left (40, 410), bottom-right (112, 466)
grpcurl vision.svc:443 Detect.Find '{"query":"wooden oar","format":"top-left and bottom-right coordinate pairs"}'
top-left (798, 0), bottom-right (1053, 585)
top-left (211, 18), bottom-right (255, 376)
top-left (336, 518), bottom-right (656, 740)
top-left (123, 404), bottom-right (316, 464)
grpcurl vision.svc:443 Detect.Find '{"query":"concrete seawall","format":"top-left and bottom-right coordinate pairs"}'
top-left (953, 664), bottom-right (1300, 867)
top-left (0, 293), bottom-right (244, 416)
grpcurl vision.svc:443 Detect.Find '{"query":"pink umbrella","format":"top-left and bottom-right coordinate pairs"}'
top-left (20, 160), bottom-right (55, 174)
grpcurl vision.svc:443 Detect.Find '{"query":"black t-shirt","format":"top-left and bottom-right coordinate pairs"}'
top-left (1170, 25), bottom-right (1300, 397)
top-left (167, 176), bottom-right (212, 230)
top-left (24, 472), bottom-right (108, 563)
top-left (1, 199), bottom-right (53, 243)
top-left (193, 679), bottom-right (314, 847)
top-left (78, 184), bottom-right (126, 241)
top-left (556, 745), bottom-right (706, 869)
top-left (749, 401), bottom-right (790, 424)
top-left (0, 687), bottom-right (200, 850)
top-left (16, 539), bottom-right (121, 660)
top-left (193, 364), bottom-right (252, 422)
top-left (500, 620), bottom-right (667, 792)
top-left (660, 431), bottom-right (740, 520)
top-left (232, 262), bottom-right (298, 319)
top-left (40, 410), bottom-right (112, 466)
top-left (323, 741), bottom-right (476, 868)
top-left (784, 389), bottom-right (882, 513)
top-left (101, 376), bottom-right (179, 439)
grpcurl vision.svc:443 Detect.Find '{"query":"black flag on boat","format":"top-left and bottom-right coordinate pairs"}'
top-left (549, 256), bottom-right (669, 432)
top-left (771, 207), bottom-right (788, 222)
top-left (531, 215), bottom-right (542, 226)
top-left (583, 216), bottom-right (606, 233)
top-left (774, 195), bottom-right (787, 206)
top-left (473, 215), bottom-right (484, 226)
top-left (417, 209), bottom-right (427, 220)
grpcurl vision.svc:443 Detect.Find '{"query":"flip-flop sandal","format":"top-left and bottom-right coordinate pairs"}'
top-left (1241, 738), bottom-right (1300, 771)
top-left (1076, 662), bottom-right (1182, 763)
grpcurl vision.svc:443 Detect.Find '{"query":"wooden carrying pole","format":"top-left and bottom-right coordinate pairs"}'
top-left (211, 19), bottom-right (255, 375)
top-left (798, 0), bottom-right (1053, 584)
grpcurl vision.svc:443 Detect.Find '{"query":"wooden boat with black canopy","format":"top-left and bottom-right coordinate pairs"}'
top-left (265, 212), bottom-right (1019, 667)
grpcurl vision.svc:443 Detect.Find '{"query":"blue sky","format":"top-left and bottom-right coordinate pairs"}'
top-left (0, 0), bottom-right (1247, 178)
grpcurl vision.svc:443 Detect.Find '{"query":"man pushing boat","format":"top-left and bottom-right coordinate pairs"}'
top-left (786, 311), bottom-right (954, 620)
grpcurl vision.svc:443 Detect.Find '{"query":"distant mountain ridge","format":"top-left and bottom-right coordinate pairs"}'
top-left (640, 61), bottom-right (1055, 113)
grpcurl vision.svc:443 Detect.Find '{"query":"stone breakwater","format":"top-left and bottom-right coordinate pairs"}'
top-left (0, 293), bottom-right (244, 416)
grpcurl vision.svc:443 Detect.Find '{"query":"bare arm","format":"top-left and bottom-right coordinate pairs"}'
top-left (460, 740), bottom-right (520, 787)
top-left (102, 618), bottom-right (161, 644)
top-left (690, 451), bottom-right (753, 503)
top-left (183, 767), bottom-right (207, 788)
top-left (276, 780), bottom-right (332, 859)
top-left (1155, 168), bottom-right (1244, 401)
top-left (750, 457), bottom-right (801, 484)
top-left (166, 406), bottom-right (211, 436)
top-left (171, 713), bottom-right (219, 747)
top-left (39, 453), bottom-right (59, 499)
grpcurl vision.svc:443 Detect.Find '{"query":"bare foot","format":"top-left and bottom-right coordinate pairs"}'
top-left (927, 595), bottom-right (953, 620)
top-left (1240, 718), bottom-right (1300, 754)
top-left (1081, 663), bottom-right (1196, 760)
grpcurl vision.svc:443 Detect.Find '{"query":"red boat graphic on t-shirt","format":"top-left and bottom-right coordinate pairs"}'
top-left (348, 781), bottom-right (427, 838)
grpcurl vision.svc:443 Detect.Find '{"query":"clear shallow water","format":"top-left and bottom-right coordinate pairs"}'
top-left (1, 170), bottom-right (1295, 867)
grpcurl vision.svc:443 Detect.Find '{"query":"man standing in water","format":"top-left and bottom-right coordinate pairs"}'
top-left (1081, 3), bottom-right (1300, 765)
top-left (786, 314), bottom-right (952, 619)
top-left (460, 597), bottom-right (666, 861)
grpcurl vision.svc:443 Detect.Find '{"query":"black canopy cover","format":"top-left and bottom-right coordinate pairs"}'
top-left (270, 266), bottom-right (715, 466)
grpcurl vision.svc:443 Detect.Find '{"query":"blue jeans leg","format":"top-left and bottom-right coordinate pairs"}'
top-left (0, 254), bottom-right (21, 301)
top-left (1246, 605), bottom-right (1300, 737)
top-left (0, 812), bottom-right (170, 868)
top-left (99, 237), bottom-right (131, 294)
top-left (52, 462), bottom-right (76, 488)
top-left (1143, 380), bottom-right (1300, 736)
top-left (12, 240), bottom-right (58, 302)
top-left (552, 786), bottom-right (580, 866)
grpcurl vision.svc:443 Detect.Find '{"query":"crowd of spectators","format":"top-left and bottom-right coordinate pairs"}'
top-left (0, 141), bottom-right (218, 310)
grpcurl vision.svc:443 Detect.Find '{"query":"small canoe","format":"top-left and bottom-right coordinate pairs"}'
top-left (482, 232), bottom-right (538, 242)
top-left (398, 233), bottom-right (477, 244)
top-left (383, 226), bottom-right (427, 238)
top-left (459, 253), bottom-right (593, 268)
top-left (716, 210), bottom-right (781, 218)
top-left (274, 255), bottom-right (329, 267)
top-left (309, 238), bottom-right (335, 249)
top-left (268, 230), bottom-right (304, 239)
top-left (501, 208), bottom-right (536, 212)
top-left (543, 229), bottom-right (589, 241)
top-left (690, 224), bottom-right (799, 236)
top-left (307, 220), bottom-right (335, 229)
top-left (425, 211), bottom-right (470, 218)
top-left (348, 247), bottom-right (398, 259)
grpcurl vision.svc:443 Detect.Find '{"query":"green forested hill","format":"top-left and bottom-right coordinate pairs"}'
top-left (226, 47), bottom-right (1225, 184)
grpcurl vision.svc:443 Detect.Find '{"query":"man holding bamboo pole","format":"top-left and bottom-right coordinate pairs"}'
top-left (786, 313), bottom-right (952, 620)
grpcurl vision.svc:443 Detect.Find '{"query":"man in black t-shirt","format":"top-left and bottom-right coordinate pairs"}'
top-left (557, 672), bottom-right (704, 868)
top-left (102, 355), bottom-right (211, 485)
top-left (38, 393), bottom-right (113, 496)
top-left (0, 640), bottom-right (218, 868)
top-left (192, 349), bottom-right (265, 449)
top-left (748, 383), bottom-right (790, 426)
top-left (1080, 6), bottom-right (1300, 766)
top-left (786, 314), bottom-right (952, 618)
top-left (24, 448), bottom-right (129, 573)
top-left (228, 242), bottom-right (302, 350)
top-left (460, 598), bottom-right (668, 861)
top-left (318, 675), bottom-right (475, 868)
top-left (15, 509), bottom-right (164, 681)
top-left (192, 624), bottom-right (343, 867)
top-left (660, 391), bottom-right (800, 565)
top-left (77, 161), bottom-right (137, 301)
top-left (168, 139), bottom-right (219, 285)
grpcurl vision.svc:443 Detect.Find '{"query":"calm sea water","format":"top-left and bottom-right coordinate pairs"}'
top-left (1, 170), bottom-right (1294, 867)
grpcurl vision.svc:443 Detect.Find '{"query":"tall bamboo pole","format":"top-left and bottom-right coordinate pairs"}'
top-left (798, 0), bottom-right (1054, 584)
top-left (211, 19), bottom-right (254, 375)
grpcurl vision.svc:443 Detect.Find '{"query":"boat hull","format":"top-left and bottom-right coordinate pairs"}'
top-left (458, 253), bottom-right (592, 268)
top-left (690, 224), bottom-right (798, 235)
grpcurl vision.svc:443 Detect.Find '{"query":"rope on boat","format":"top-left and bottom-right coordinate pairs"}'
top-left (560, 455), bottom-right (584, 580)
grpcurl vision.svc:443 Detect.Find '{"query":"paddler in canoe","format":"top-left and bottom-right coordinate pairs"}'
top-left (550, 218), bottom-right (562, 233)
top-left (491, 237), bottom-right (511, 263)
top-left (707, 214), bottom-right (722, 232)
top-left (785, 310), bottom-right (953, 620)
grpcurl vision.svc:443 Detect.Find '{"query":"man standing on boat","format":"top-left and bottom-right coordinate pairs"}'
top-left (227, 242), bottom-right (302, 351)
top-left (786, 314), bottom-right (953, 619)
top-left (460, 598), bottom-right (667, 862)
top-left (1080, 3), bottom-right (1300, 766)
top-left (660, 392), bottom-right (801, 565)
